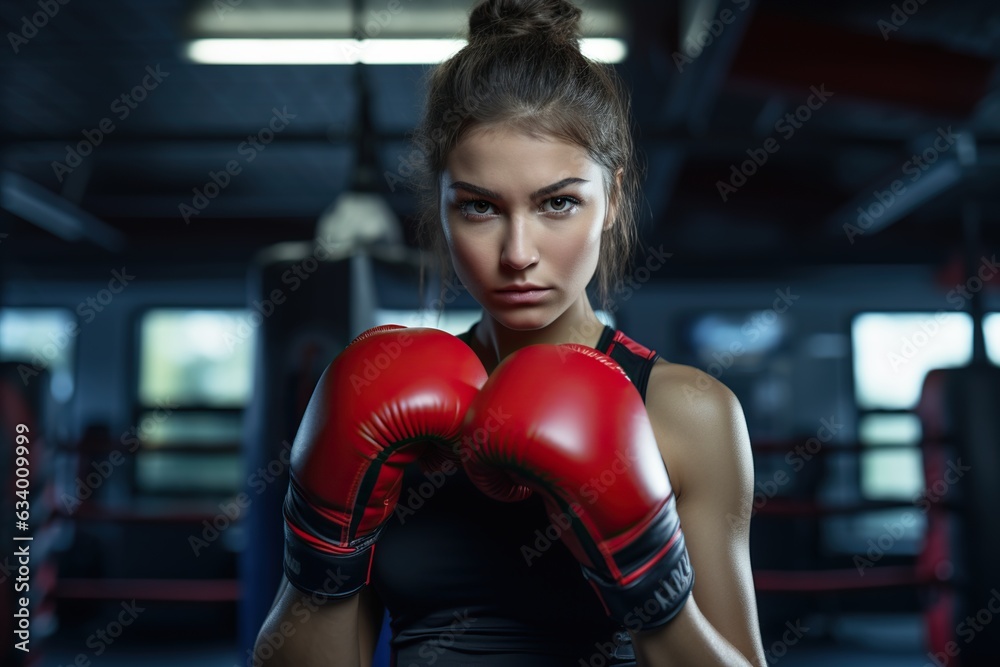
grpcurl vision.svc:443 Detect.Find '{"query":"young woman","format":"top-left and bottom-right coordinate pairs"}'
top-left (256, 1), bottom-right (766, 665)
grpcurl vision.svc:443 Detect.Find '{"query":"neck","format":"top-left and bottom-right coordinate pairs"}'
top-left (472, 297), bottom-right (607, 373)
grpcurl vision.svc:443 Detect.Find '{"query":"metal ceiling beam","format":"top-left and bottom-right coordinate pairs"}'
top-left (660, 0), bottom-right (758, 132)
top-left (0, 172), bottom-right (126, 251)
top-left (82, 194), bottom-right (334, 219)
top-left (826, 158), bottom-right (965, 240)
top-left (626, 0), bottom-right (758, 228)
top-left (826, 131), bottom-right (983, 239)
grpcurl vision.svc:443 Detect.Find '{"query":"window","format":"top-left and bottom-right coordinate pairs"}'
top-left (139, 310), bottom-right (253, 408)
top-left (852, 312), bottom-right (972, 411)
top-left (677, 309), bottom-right (794, 438)
top-left (857, 413), bottom-right (923, 499)
top-left (0, 308), bottom-right (76, 402)
top-left (987, 313), bottom-right (1000, 364)
top-left (135, 309), bottom-right (254, 495)
top-left (851, 312), bottom-right (999, 499)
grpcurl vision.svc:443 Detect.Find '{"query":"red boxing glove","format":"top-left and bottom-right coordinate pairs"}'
top-left (283, 325), bottom-right (487, 598)
top-left (459, 343), bottom-right (693, 632)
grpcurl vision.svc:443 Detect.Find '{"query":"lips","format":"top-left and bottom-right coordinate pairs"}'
top-left (493, 285), bottom-right (552, 304)
top-left (497, 284), bottom-right (549, 292)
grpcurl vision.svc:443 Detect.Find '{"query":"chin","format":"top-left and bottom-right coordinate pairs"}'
top-left (490, 308), bottom-right (555, 332)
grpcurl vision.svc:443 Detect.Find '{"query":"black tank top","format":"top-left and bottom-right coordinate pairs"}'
top-left (371, 326), bottom-right (661, 666)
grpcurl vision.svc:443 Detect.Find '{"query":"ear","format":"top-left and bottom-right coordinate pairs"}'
top-left (604, 167), bottom-right (624, 232)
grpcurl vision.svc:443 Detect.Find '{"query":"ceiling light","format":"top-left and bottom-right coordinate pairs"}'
top-left (185, 38), bottom-right (627, 65)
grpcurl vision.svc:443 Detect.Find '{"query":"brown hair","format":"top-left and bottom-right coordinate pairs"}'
top-left (409, 0), bottom-right (641, 310)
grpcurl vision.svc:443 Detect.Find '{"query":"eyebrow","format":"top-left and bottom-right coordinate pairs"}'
top-left (447, 177), bottom-right (589, 200)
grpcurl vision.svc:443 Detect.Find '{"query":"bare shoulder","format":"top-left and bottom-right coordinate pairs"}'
top-left (643, 359), bottom-right (753, 501)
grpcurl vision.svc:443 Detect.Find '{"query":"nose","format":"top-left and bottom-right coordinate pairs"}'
top-left (500, 215), bottom-right (539, 271)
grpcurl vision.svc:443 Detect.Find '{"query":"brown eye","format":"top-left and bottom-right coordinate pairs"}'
top-left (473, 201), bottom-right (491, 214)
top-left (544, 196), bottom-right (580, 214)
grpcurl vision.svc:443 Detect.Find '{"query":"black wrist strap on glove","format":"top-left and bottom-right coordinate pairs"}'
top-left (281, 483), bottom-right (379, 599)
top-left (282, 524), bottom-right (377, 599)
top-left (582, 497), bottom-right (695, 632)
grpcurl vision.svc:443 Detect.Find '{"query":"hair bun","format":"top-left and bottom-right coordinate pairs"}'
top-left (468, 0), bottom-right (582, 45)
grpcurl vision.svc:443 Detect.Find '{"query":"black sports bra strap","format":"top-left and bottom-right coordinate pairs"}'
top-left (599, 327), bottom-right (658, 404)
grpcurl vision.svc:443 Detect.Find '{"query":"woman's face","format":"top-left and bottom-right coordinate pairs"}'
top-left (439, 126), bottom-right (612, 331)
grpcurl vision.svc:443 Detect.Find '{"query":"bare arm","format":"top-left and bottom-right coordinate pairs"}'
top-left (253, 574), bottom-right (361, 667)
top-left (358, 586), bottom-right (386, 667)
top-left (631, 363), bottom-right (767, 666)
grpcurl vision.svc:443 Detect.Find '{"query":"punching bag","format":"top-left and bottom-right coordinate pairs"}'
top-left (237, 238), bottom-right (379, 658)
